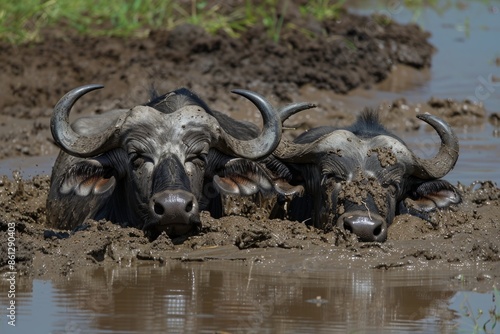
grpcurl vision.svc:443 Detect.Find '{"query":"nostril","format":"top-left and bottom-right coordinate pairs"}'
top-left (154, 202), bottom-right (164, 215)
top-left (149, 190), bottom-right (200, 227)
top-left (343, 215), bottom-right (354, 233)
top-left (343, 221), bottom-right (353, 233)
top-left (185, 200), bottom-right (193, 213)
top-left (339, 214), bottom-right (387, 242)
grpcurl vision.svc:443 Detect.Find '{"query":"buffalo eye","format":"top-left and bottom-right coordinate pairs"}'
top-left (383, 182), bottom-right (399, 196)
top-left (322, 172), bottom-right (343, 185)
top-left (187, 153), bottom-right (208, 167)
top-left (130, 153), bottom-right (149, 170)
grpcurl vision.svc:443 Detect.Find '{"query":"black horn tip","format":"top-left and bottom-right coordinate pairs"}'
top-left (86, 83), bottom-right (104, 90)
top-left (230, 89), bottom-right (270, 108)
top-left (68, 84), bottom-right (105, 96)
top-left (231, 89), bottom-right (265, 101)
top-left (53, 84), bottom-right (105, 118)
top-left (230, 89), bottom-right (275, 120)
top-left (279, 102), bottom-right (317, 122)
top-left (416, 113), bottom-right (432, 121)
top-left (289, 102), bottom-right (317, 111)
top-left (416, 113), bottom-right (457, 138)
top-left (416, 113), bottom-right (444, 125)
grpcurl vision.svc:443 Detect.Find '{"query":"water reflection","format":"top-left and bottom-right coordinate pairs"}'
top-left (4, 262), bottom-right (492, 333)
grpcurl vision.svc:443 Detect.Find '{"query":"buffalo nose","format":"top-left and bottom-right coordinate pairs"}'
top-left (340, 214), bottom-right (387, 242)
top-left (149, 190), bottom-right (199, 233)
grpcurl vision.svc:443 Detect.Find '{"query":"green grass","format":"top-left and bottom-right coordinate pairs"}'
top-left (0, 0), bottom-right (348, 44)
top-left (3, 0), bottom-right (496, 44)
top-left (299, 0), bottom-right (346, 21)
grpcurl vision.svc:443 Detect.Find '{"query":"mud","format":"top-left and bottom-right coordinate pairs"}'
top-left (379, 97), bottom-right (488, 131)
top-left (0, 5), bottom-right (499, 282)
top-left (0, 174), bottom-right (499, 280)
top-left (0, 8), bottom-right (434, 160)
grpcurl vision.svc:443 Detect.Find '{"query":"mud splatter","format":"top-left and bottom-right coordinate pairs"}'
top-left (368, 147), bottom-right (398, 168)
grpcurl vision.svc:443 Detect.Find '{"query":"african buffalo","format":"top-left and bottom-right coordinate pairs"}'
top-left (46, 84), bottom-right (314, 237)
top-left (257, 110), bottom-right (461, 242)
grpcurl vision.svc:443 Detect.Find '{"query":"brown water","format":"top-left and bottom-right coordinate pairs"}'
top-left (0, 262), bottom-right (496, 333)
top-left (1, 1), bottom-right (500, 333)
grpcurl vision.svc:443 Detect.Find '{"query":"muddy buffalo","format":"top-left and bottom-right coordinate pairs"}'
top-left (264, 110), bottom-right (461, 242)
top-left (46, 84), bottom-right (313, 237)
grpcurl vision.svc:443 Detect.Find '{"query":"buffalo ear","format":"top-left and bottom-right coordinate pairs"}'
top-left (213, 159), bottom-right (304, 197)
top-left (59, 159), bottom-right (116, 197)
top-left (404, 180), bottom-right (461, 212)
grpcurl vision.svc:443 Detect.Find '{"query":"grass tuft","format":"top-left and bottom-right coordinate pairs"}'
top-left (458, 287), bottom-right (500, 334)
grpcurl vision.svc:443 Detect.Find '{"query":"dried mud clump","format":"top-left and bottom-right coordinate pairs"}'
top-left (378, 98), bottom-right (421, 131)
top-left (489, 112), bottom-right (500, 126)
top-left (426, 97), bottom-right (486, 126)
top-left (368, 147), bottom-right (397, 168)
top-left (378, 97), bottom-right (487, 132)
top-left (0, 174), bottom-right (49, 225)
top-left (335, 176), bottom-right (388, 218)
top-left (0, 175), bottom-right (50, 274)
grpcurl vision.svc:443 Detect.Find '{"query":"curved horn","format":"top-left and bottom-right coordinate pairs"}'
top-left (51, 84), bottom-right (125, 158)
top-left (273, 113), bottom-right (460, 177)
top-left (278, 102), bottom-right (317, 122)
top-left (410, 113), bottom-right (459, 179)
top-left (222, 89), bottom-right (307, 159)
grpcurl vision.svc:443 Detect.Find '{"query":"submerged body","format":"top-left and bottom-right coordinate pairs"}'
top-left (266, 110), bottom-right (461, 242)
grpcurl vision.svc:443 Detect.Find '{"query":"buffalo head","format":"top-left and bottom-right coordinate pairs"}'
top-left (268, 110), bottom-right (461, 242)
top-left (47, 84), bottom-right (314, 238)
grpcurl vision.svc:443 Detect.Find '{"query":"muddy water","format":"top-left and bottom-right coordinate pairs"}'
top-left (1, 2), bottom-right (500, 333)
top-left (0, 155), bottom-right (55, 179)
top-left (350, 1), bottom-right (500, 111)
top-left (1, 262), bottom-right (496, 333)
top-left (310, 1), bottom-right (500, 186)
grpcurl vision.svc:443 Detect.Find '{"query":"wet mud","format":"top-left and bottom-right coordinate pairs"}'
top-left (0, 174), bottom-right (499, 281)
top-left (0, 6), bottom-right (499, 284)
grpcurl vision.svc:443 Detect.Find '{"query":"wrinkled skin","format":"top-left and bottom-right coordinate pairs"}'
top-left (48, 106), bottom-right (215, 237)
top-left (252, 110), bottom-right (462, 242)
top-left (46, 85), bottom-right (313, 238)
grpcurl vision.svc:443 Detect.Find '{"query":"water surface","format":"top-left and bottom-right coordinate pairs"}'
top-left (1, 262), bottom-right (497, 333)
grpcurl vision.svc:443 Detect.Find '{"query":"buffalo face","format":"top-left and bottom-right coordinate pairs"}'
top-left (47, 85), bottom-right (313, 237)
top-left (270, 110), bottom-right (461, 242)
